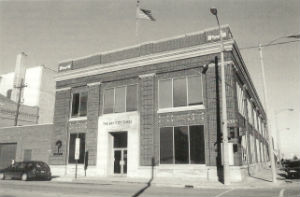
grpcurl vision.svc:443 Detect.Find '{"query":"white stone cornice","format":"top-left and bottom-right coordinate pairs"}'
top-left (56, 87), bottom-right (71, 92)
top-left (87, 82), bottom-right (101, 86)
top-left (55, 40), bottom-right (235, 82)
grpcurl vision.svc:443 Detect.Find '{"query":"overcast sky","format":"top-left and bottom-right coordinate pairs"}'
top-left (0, 0), bottom-right (299, 157)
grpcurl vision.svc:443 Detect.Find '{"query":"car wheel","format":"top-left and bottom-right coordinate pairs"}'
top-left (21, 173), bottom-right (28, 181)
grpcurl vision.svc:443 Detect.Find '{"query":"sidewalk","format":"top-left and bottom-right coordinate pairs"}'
top-left (51, 167), bottom-right (291, 189)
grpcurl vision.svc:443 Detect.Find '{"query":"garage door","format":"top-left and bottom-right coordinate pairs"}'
top-left (0, 143), bottom-right (17, 169)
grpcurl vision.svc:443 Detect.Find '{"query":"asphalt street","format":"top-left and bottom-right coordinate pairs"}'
top-left (0, 180), bottom-right (299, 197)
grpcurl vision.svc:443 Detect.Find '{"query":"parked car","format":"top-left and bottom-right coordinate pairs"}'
top-left (0, 161), bottom-right (51, 181)
top-left (282, 159), bottom-right (300, 179)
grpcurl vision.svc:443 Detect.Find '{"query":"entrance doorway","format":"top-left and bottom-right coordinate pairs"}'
top-left (111, 132), bottom-right (127, 175)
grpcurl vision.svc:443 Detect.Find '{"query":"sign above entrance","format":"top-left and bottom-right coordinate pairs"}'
top-left (99, 112), bottom-right (139, 131)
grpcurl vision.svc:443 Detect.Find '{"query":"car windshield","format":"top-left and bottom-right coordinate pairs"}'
top-left (35, 162), bottom-right (49, 170)
top-left (14, 162), bottom-right (26, 169)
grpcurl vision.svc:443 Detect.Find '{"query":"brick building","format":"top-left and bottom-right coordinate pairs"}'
top-left (0, 124), bottom-right (53, 169)
top-left (50, 25), bottom-right (270, 182)
top-left (0, 94), bottom-right (39, 127)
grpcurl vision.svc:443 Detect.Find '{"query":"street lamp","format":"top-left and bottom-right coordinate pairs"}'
top-left (259, 35), bottom-right (298, 183)
top-left (210, 7), bottom-right (230, 185)
top-left (275, 108), bottom-right (294, 162)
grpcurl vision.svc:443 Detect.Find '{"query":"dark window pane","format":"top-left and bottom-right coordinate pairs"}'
top-left (115, 87), bottom-right (126, 113)
top-left (68, 134), bottom-right (76, 163)
top-left (160, 127), bottom-right (173, 164)
top-left (104, 88), bottom-right (114, 114)
top-left (113, 132), bottom-right (127, 148)
top-left (71, 93), bottom-right (80, 117)
top-left (126, 85), bottom-right (137, 112)
top-left (159, 79), bottom-right (172, 108)
top-left (173, 78), bottom-right (187, 107)
top-left (68, 133), bottom-right (85, 164)
top-left (188, 76), bottom-right (203, 105)
top-left (190, 125), bottom-right (205, 164)
top-left (80, 92), bottom-right (88, 116)
top-left (174, 126), bottom-right (189, 164)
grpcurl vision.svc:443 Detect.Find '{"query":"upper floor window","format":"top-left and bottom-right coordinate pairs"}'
top-left (71, 91), bottom-right (88, 118)
top-left (103, 84), bottom-right (138, 114)
top-left (158, 76), bottom-right (203, 109)
top-left (236, 83), bottom-right (246, 117)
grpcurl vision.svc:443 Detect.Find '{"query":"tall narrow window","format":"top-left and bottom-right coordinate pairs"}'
top-left (71, 93), bottom-right (80, 116)
top-left (115, 87), bottom-right (126, 113)
top-left (68, 133), bottom-right (86, 164)
top-left (80, 92), bottom-right (88, 116)
top-left (188, 76), bottom-right (203, 106)
top-left (174, 126), bottom-right (189, 164)
top-left (159, 79), bottom-right (172, 108)
top-left (190, 125), bottom-right (205, 164)
top-left (173, 78), bottom-right (187, 107)
top-left (126, 85), bottom-right (138, 112)
top-left (160, 127), bottom-right (173, 164)
top-left (103, 88), bottom-right (114, 114)
top-left (71, 91), bottom-right (88, 118)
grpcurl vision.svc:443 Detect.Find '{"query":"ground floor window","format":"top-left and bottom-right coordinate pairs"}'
top-left (68, 133), bottom-right (86, 164)
top-left (160, 125), bottom-right (205, 164)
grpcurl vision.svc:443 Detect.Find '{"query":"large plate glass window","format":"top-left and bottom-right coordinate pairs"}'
top-left (71, 91), bottom-right (88, 118)
top-left (159, 125), bottom-right (205, 164)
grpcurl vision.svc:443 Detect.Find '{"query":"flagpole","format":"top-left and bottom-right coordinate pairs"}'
top-left (135, 0), bottom-right (140, 43)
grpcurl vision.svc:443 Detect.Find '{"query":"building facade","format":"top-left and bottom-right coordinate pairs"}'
top-left (0, 124), bottom-right (53, 169)
top-left (50, 25), bottom-right (270, 182)
top-left (0, 54), bottom-right (56, 124)
top-left (0, 94), bottom-right (39, 127)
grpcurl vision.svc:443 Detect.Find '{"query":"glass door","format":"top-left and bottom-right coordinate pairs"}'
top-left (112, 132), bottom-right (127, 175)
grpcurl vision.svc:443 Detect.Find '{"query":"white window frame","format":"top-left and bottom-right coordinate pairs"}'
top-left (159, 124), bottom-right (205, 165)
top-left (158, 75), bottom-right (204, 113)
top-left (69, 90), bottom-right (88, 120)
top-left (103, 84), bottom-right (138, 114)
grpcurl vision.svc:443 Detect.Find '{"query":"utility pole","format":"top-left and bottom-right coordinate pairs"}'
top-left (14, 78), bottom-right (27, 126)
top-left (259, 44), bottom-right (277, 183)
top-left (210, 7), bottom-right (230, 185)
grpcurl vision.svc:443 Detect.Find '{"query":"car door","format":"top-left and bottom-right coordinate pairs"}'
top-left (4, 165), bottom-right (16, 179)
top-left (14, 162), bottom-right (26, 179)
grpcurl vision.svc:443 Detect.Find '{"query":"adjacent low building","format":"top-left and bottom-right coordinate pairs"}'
top-left (0, 94), bottom-right (39, 127)
top-left (49, 25), bottom-right (270, 182)
top-left (0, 54), bottom-right (56, 124)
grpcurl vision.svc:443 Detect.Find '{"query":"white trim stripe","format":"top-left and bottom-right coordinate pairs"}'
top-left (56, 87), bottom-right (71, 92)
top-left (55, 40), bottom-right (234, 82)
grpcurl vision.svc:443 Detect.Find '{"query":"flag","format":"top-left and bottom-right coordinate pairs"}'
top-left (136, 1), bottom-right (155, 21)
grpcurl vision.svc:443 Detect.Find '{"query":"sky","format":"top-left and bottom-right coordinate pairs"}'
top-left (0, 0), bottom-right (299, 157)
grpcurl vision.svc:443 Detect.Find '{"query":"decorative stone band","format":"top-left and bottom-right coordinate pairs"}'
top-left (138, 73), bottom-right (156, 79)
top-left (55, 40), bottom-right (234, 82)
top-left (87, 82), bottom-right (102, 86)
top-left (55, 87), bottom-right (71, 92)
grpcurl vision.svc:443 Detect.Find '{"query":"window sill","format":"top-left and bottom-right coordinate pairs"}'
top-left (157, 105), bottom-right (205, 114)
top-left (69, 116), bottom-right (87, 122)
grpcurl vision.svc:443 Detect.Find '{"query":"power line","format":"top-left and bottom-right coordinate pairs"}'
top-left (240, 39), bottom-right (300, 50)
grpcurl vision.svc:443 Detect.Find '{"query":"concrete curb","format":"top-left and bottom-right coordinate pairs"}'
top-left (50, 177), bottom-right (293, 189)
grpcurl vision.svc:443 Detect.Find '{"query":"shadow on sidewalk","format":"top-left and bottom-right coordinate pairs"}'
top-left (132, 157), bottom-right (155, 197)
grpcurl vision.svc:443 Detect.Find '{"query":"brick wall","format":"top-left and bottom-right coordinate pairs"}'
top-left (0, 94), bottom-right (39, 127)
top-left (49, 89), bottom-right (71, 165)
top-left (0, 124), bottom-right (52, 163)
